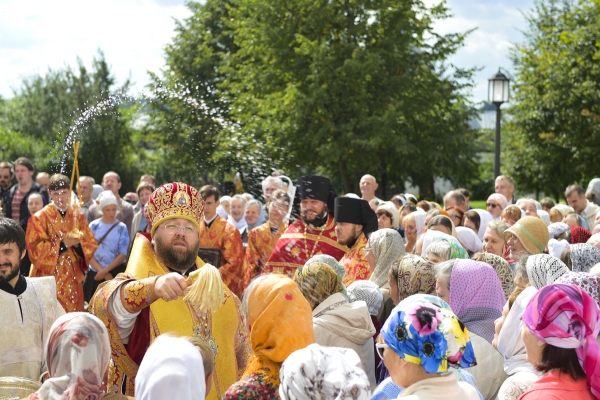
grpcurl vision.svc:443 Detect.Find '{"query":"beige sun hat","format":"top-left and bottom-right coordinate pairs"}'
top-left (504, 216), bottom-right (550, 255)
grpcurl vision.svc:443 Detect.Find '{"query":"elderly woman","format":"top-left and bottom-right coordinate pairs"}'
top-left (516, 198), bottom-right (538, 218)
top-left (519, 254), bottom-right (569, 290)
top-left (487, 193), bottom-right (508, 220)
top-left (367, 228), bottom-right (406, 289)
top-left (402, 210), bottom-right (426, 253)
top-left (520, 284), bottom-right (600, 399)
top-left (29, 312), bottom-right (129, 400)
top-left (504, 216), bottom-right (550, 261)
top-left (378, 295), bottom-right (479, 399)
top-left (561, 242), bottom-right (600, 272)
top-left (492, 285), bottom-right (540, 400)
top-left (421, 230), bottom-right (468, 261)
top-left (294, 262), bottom-right (376, 387)
top-left (435, 259), bottom-right (507, 400)
top-left (426, 215), bottom-right (456, 236)
top-left (279, 344), bottom-right (372, 399)
top-left (228, 194), bottom-right (248, 236)
top-left (224, 275), bottom-right (314, 398)
top-left (482, 220), bottom-right (508, 259)
top-left (376, 202), bottom-right (401, 231)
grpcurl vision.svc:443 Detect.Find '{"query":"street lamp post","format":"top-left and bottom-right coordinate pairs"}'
top-left (488, 70), bottom-right (510, 178)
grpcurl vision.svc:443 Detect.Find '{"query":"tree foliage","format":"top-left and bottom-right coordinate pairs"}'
top-left (506, 0), bottom-right (600, 199)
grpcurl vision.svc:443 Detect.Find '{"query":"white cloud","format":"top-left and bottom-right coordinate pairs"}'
top-left (0, 0), bottom-right (192, 98)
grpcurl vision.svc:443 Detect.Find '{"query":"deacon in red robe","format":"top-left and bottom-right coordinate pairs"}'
top-left (263, 176), bottom-right (347, 277)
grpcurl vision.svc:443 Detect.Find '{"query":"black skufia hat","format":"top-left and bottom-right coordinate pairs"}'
top-left (296, 176), bottom-right (337, 214)
top-left (334, 197), bottom-right (378, 235)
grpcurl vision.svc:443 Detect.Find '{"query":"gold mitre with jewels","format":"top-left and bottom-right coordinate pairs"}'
top-left (146, 182), bottom-right (204, 236)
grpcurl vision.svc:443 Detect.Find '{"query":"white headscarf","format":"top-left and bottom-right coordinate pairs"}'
top-left (474, 209), bottom-right (494, 241)
top-left (347, 280), bottom-right (383, 316)
top-left (279, 344), bottom-right (371, 400)
top-left (548, 238), bottom-right (570, 259)
top-left (537, 210), bottom-right (551, 226)
top-left (571, 243), bottom-right (600, 273)
top-left (227, 214), bottom-right (248, 233)
top-left (368, 228), bottom-right (405, 287)
top-left (413, 210), bottom-right (427, 236)
top-left (136, 335), bottom-right (206, 400)
top-left (497, 286), bottom-right (540, 376)
top-left (525, 254), bottom-right (569, 289)
top-left (421, 230), bottom-right (462, 258)
top-left (456, 226), bottom-right (482, 253)
top-left (548, 222), bottom-right (570, 239)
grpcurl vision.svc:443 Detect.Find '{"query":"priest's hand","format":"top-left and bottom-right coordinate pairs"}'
top-left (63, 236), bottom-right (81, 248)
top-left (154, 273), bottom-right (188, 301)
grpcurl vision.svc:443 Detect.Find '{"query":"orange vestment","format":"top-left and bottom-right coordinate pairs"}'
top-left (26, 204), bottom-right (98, 312)
top-left (262, 214), bottom-right (348, 278)
top-left (339, 233), bottom-right (371, 286)
top-left (200, 215), bottom-right (245, 297)
top-left (243, 221), bottom-right (287, 288)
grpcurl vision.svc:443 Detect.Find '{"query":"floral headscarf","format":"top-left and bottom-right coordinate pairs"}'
top-left (279, 343), bottom-right (371, 400)
top-left (30, 312), bottom-right (110, 400)
top-left (395, 254), bottom-right (436, 303)
top-left (571, 225), bottom-right (592, 244)
top-left (525, 254), bottom-right (569, 289)
top-left (523, 284), bottom-right (600, 399)
top-left (473, 252), bottom-right (514, 299)
top-left (243, 274), bottom-right (315, 387)
top-left (449, 260), bottom-right (506, 344)
top-left (368, 228), bottom-right (406, 288)
top-left (347, 280), bottom-right (384, 316)
top-left (556, 271), bottom-right (600, 305)
top-left (294, 262), bottom-right (344, 310)
top-left (421, 230), bottom-right (468, 259)
top-left (381, 294), bottom-right (477, 374)
top-left (570, 243), bottom-right (600, 273)
top-left (305, 254), bottom-right (346, 281)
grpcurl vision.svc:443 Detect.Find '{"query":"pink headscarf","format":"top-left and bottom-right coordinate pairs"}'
top-left (523, 284), bottom-right (600, 398)
top-left (30, 312), bottom-right (110, 400)
top-left (449, 259), bottom-right (506, 344)
top-left (487, 193), bottom-right (508, 211)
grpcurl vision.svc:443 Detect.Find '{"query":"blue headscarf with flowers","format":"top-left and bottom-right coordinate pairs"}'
top-left (381, 294), bottom-right (476, 374)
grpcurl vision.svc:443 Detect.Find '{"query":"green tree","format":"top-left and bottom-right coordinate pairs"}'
top-left (506, 0), bottom-right (600, 199)
top-left (1, 51), bottom-right (141, 191)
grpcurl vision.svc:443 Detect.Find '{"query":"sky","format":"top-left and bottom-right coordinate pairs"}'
top-left (0, 0), bottom-right (535, 102)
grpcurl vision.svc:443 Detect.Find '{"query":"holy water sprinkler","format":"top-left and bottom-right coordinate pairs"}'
top-left (66, 141), bottom-right (84, 239)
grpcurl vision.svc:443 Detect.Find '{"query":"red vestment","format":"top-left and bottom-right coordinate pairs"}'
top-left (340, 233), bottom-right (371, 286)
top-left (243, 221), bottom-right (287, 287)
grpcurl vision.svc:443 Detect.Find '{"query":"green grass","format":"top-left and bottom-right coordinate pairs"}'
top-left (469, 200), bottom-right (487, 210)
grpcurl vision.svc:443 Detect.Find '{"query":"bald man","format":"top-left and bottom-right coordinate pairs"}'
top-left (359, 174), bottom-right (382, 203)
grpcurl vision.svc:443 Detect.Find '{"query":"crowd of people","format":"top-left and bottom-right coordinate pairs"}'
top-left (1, 156), bottom-right (600, 400)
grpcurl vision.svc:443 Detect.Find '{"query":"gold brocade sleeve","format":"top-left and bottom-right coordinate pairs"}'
top-left (120, 276), bottom-right (159, 314)
top-left (232, 294), bottom-right (251, 378)
top-left (26, 210), bottom-right (61, 276)
top-left (220, 224), bottom-right (245, 298)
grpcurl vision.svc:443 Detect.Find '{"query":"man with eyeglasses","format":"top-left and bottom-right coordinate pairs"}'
top-left (90, 182), bottom-right (251, 400)
top-left (26, 174), bottom-right (98, 312)
top-left (334, 197), bottom-right (378, 286)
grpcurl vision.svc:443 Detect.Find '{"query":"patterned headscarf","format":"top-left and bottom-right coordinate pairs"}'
top-left (31, 312), bottom-right (111, 400)
top-left (449, 260), bottom-right (506, 344)
top-left (421, 230), bottom-right (468, 259)
top-left (556, 271), bottom-right (600, 304)
top-left (537, 210), bottom-right (551, 226)
top-left (381, 294), bottom-right (477, 374)
top-left (571, 225), bottom-right (592, 244)
top-left (395, 254), bottom-right (436, 303)
top-left (347, 280), bottom-right (384, 316)
top-left (368, 228), bottom-right (406, 288)
top-left (525, 254), bottom-right (569, 289)
top-left (279, 343), bottom-right (371, 400)
top-left (570, 243), bottom-right (600, 273)
top-left (305, 254), bottom-right (346, 281)
top-left (243, 274), bottom-right (315, 387)
top-left (523, 284), bottom-right (600, 399)
top-left (473, 252), bottom-right (514, 299)
top-left (548, 222), bottom-right (570, 239)
top-left (294, 262), bottom-right (344, 310)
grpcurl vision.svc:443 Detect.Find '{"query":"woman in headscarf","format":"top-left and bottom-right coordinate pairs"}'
top-left (556, 271), bottom-right (600, 305)
top-left (378, 295), bottom-right (479, 399)
top-left (136, 335), bottom-right (205, 400)
top-left (279, 344), bottom-right (371, 400)
top-left (482, 221), bottom-right (510, 262)
top-left (367, 228), bottom-right (406, 289)
top-left (471, 252), bottom-right (514, 299)
top-left (487, 193), bottom-right (508, 220)
top-left (456, 226), bottom-right (482, 256)
top-left (493, 286), bottom-right (540, 400)
top-left (473, 209), bottom-right (494, 240)
top-left (402, 210), bottom-right (426, 253)
top-left (427, 215), bottom-right (458, 238)
top-left (501, 205), bottom-right (522, 228)
top-left (376, 202), bottom-right (401, 231)
top-left (294, 263), bottom-right (376, 387)
top-left (224, 275), bottom-right (314, 399)
top-left (520, 284), bottom-right (600, 399)
top-left (434, 259), bottom-right (507, 400)
top-left (562, 243), bottom-right (600, 272)
top-left (29, 312), bottom-right (127, 400)
top-left (516, 198), bottom-right (538, 218)
top-left (524, 254), bottom-right (569, 289)
top-left (421, 230), bottom-right (468, 260)
top-left (571, 225), bottom-right (592, 244)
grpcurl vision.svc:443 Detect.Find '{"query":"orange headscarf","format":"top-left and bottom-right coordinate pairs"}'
top-left (243, 274), bottom-right (315, 386)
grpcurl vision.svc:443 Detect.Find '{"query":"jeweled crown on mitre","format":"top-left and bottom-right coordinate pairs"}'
top-left (146, 182), bottom-right (204, 236)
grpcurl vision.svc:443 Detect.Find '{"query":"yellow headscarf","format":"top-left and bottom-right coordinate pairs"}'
top-left (242, 274), bottom-right (315, 387)
top-left (294, 262), bottom-right (345, 310)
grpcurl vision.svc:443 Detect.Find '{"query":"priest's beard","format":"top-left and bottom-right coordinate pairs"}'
top-left (301, 208), bottom-right (328, 228)
top-left (0, 259), bottom-right (20, 284)
top-left (155, 235), bottom-right (199, 272)
top-left (338, 226), bottom-right (361, 248)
